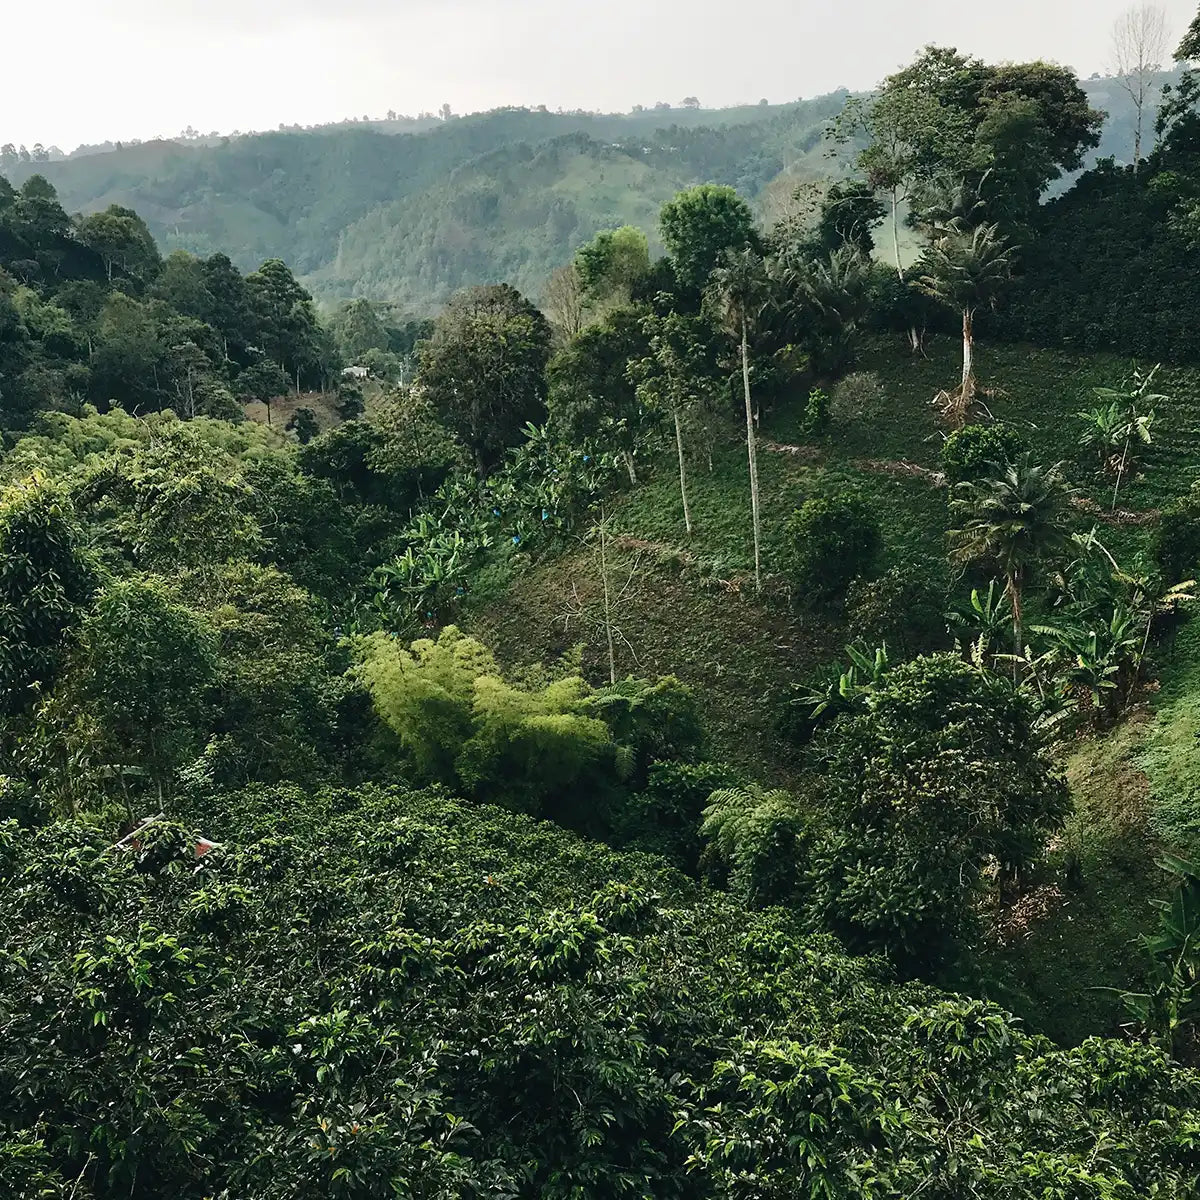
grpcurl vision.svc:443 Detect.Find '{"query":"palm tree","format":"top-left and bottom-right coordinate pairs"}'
top-left (916, 222), bottom-right (1015, 427)
top-left (708, 248), bottom-right (770, 592)
top-left (948, 455), bottom-right (1074, 668)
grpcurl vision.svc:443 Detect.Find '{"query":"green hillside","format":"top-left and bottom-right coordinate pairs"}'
top-left (0, 76), bottom-right (1155, 314)
top-left (7, 30), bottom-right (1200, 1199)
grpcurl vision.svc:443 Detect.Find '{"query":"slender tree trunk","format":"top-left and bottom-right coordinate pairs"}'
top-left (742, 316), bottom-right (762, 594)
top-left (673, 407), bottom-right (693, 535)
top-left (1113, 432), bottom-right (1132, 512)
top-left (1008, 568), bottom-right (1024, 681)
top-left (598, 508), bottom-right (617, 685)
top-left (891, 188), bottom-right (904, 282)
top-left (622, 450), bottom-right (637, 486)
top-left (958, 307), bottom-right (976, 427)
top-left (1133, 96), bottom-right (1143, 175)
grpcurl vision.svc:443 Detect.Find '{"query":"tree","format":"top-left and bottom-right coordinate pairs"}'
top-left (708, 248), bottom-right (770, 591)
top-left (574, 226), bottom-right (651, 311)
top-left (47, 577), bottom-right (217, 811)
top-left (836, 86), bottom-right (967, 280)
top-left (547, 305), bottom-right (652, 483)
top-left (916, 223), bottom-right (1015, 425)
top-left (416, 284), bottom-right (552, 477)
top-left (949, 455), bottom-right (1074, 664)
top-left (812, 654), bottom-right (1070, 969)
top-left (542, 263), bottom-right (585, 341)
top-left (329, 298), bottom-right (391, 361)
top-left (859, 48), bottom-right (1102, 232)
top-left (0, 473), bottom-right (95, 723)
top-left (236, 359), bottom-right (290, 426)
top-left (76, 205), bottom-right (161, 286)
top-left (631, 311), bottom-right (719, 536)
top-left (200, 253), bottom-right (254, 364)
top-left (286, 406), bottom-right (320, 444)
top-left (660, 185), bottom-right (759, 295)
top-left (244, 258), bottom-right (325, 392)
top-left (1111, 5), bottom-right (1171, 170)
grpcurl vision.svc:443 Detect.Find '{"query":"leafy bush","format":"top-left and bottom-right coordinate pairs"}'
top-left (785, 491), bottom-right (881, 607)
top-left (715, 654), bottom-right (1071, 973)
top-left (799, 386), bottom-right (830, 436)
top-left (846, 562), bottom-right (949, 655)
top-left (354, 627), bottom-right (698, 834)
top-left (617, 760), bottom-right (735, 871)
top-left (1155, 485), bottom-right (1200, 581)
top-left (940, 422), bottom-right (1027, 483)
top-left (812, 654), bottom-right (1071, 971)
top-left (2, 784), bottom-right (1197, 1197)
top-left (828, 371), bottom-right (888, 423)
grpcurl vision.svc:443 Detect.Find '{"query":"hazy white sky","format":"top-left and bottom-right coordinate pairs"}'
top-left (4, 0), bottom-right (1198, 149)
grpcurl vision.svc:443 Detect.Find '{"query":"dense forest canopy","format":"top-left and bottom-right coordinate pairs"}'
top-left (6, 10), bottom-right (1200, 1198)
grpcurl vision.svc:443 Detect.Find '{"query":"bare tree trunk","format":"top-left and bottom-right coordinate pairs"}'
top-left (1134, 100), bottom-right (1143, 173)
top-left (958, 307), bottom-right (976, 427)
top-left (622, 450), bottom-right (637, 486)
top-left (742, 316), bottom-right (762, 594)
top-left (891, 188), bottom-right (904, 282)
top-left (599, 509), bottom-right (617, 685)
top-left (673, 407), bottom-right (693, 536)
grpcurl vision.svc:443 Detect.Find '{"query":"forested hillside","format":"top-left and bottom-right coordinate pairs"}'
top-left (0, 75), bottom-right (1164, 313)
top-left (5, 17), bottom-right (1200, 1200)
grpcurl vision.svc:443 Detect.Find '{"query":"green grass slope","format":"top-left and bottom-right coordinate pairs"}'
top-left (471, 331), bottom-right (1200, 1042)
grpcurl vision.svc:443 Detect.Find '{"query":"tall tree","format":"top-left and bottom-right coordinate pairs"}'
top-left (1111, 4), bottom-right (1171, 171)
top-left (948, 455), bottom-right (1074, 664)
top-left (916, 223), bottom-right (1015, 426)
top-left (0, 473), bottom-right (95, 725)
top-left (631, 311), bottom-right (719, 536)
top-left (244, 258), bottom-right (324, 392)
top-left (574, 226), bottom-right (651, 311)
top-left (708, 248), bottom-right (770, 592)
top-left (416, 284), bottom-right (552, 477)
top-left (542, 263), bottom-right (586, 342)
top-left (660, 185), bottom-right (759, 296)
top-left (547, 305), bottom-right (651, 483)
top-left (76, 205), bottom-right (160, 287)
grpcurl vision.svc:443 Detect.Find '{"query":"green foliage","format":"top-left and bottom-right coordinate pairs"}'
top-left (574, 225), bottom-right (651, 309)
top-left (416, 284), bottom-right (552, 474)
top-left (799, 386), bottom-right (830, 437)
top-left (584, 674), bottom-right (704, 785)
top-left (940, 422), bottom-right (1027, 483)
top-left (1, 784), bottom-right (1196, 1196)
top-left (785, 491), bottom-right (882, 607)
top-left (1120, 855), bottom-right (1200, 1063)
top-left (547, 304), bottom-right (654, 472)
top-left (0, 472), bottom-right (95, 720)
top-left (702, 783), bottom-right (816, 907)
top-left (1156, 484), bottom-right (1200, 580)
top-left (660, 183), bottom-right (759, 295)
top-left (28, 577), bottom-right (217, 812)
top-left (814, 654), bottom-right (1071, 970)
top-left (846, 563), bottom-right (949, 655)
top-left (353, 626), bottom-right (621, 829)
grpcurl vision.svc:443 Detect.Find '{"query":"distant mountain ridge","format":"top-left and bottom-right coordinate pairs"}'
top-left (0, 78), bottom-right (1160, 313)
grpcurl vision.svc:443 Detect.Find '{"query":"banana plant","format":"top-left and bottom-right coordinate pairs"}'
top-left (1118, 856), bottom-right (1200, 1061)
top-left (1083, 364), bottom-right (1166, 510)
top-left (790, 642), bottom-right (892, 729)
top-left (947, 579), bottom-right (1012, 669)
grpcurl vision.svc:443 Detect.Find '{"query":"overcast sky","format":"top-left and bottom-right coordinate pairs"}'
top-left (5, 0), bottom-right (1199, 149)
